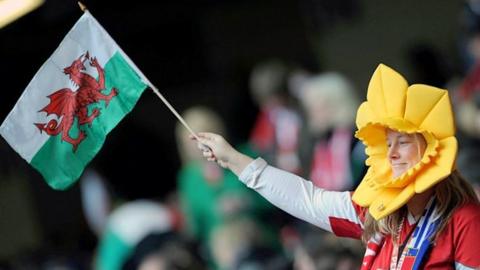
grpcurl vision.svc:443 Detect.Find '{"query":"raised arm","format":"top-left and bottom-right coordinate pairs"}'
top-left (195, 132), bottom-right (363, 237)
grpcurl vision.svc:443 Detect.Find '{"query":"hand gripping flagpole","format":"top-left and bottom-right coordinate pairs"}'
top-left (76, 2), bottom-right (204, 144)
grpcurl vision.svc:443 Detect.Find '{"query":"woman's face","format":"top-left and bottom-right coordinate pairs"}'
top-left (386, 129), bottom-right (427, 178)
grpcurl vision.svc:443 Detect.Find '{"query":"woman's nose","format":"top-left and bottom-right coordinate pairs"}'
top-left (388, 144), bottom-right (399, 160)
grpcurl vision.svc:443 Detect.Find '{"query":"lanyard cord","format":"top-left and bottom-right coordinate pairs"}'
top-left (396, 221), bottom-right (417, 265)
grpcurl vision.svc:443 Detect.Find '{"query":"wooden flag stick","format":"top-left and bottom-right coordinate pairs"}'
top-left (148, 85), bottom-right (202, 142)
top-left (78, 1), bottom-right (87, 12)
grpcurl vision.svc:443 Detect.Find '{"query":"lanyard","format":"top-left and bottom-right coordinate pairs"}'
top-left (390, 218), bottom-right (417, 270)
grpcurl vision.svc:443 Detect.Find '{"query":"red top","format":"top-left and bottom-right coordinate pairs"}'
top-left (330, 201), bottom-right (480, 269)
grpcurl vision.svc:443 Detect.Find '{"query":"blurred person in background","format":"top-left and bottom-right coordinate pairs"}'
top-left (79, 169), bottom-right (185, 270)
top-left (248, 59), bottom-right (303, 174)
top-left (458, 0), bottom-right (480, 72)
top-left (451, 61), bottom-right (480, 197)
top-left (449, 1), bottom-right (480, 196)
top-left (175, 106), bottom-right (280, 269)
top-left (122, 232), bottom-right (205, 270)
top-left (296, 72), bottom-right (366, 191)
top-left (194, 64), bottom-right (480, 269)
top-left (80, 169), bottom-right (112, 238)
top-left (93, 200), bottom-right (177, 270)
top-left (292, 223), bottom-right (362, 270)
top-left (209, 217), bottom-right (290, 270)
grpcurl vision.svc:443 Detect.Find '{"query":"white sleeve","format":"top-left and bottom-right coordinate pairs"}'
top-left (455, 262), bottom-right (478, 270)
top-left (239, 158), bottom-right (362, 232)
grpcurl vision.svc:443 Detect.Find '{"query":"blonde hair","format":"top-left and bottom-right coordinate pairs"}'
top-left (362, 171), bottom-right (479, 243)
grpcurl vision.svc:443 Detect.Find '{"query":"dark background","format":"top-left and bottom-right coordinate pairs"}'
top-left (0, 0), bottom-right (465, 264)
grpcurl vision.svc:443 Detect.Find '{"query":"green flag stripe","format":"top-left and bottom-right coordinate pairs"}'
top-left (30, 52), bottom-right (147, 190)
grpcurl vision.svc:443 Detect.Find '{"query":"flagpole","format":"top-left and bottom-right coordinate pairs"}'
top-left (147, 85), bottom-right (202, 142)
top-left (78, 1), bottom-right (87, 12)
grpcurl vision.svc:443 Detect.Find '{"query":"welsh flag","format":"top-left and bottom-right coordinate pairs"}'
top-left (0, 11), bottom-right (150, 190)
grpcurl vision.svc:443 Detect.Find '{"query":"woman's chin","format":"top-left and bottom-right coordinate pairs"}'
top-left (391, 164), bottom-right (410, 178)
top-left (392, 170), bottom-right (405, 178)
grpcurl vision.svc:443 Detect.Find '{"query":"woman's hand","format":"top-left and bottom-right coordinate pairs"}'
top-left (191, 132), bottom-right (253, 176)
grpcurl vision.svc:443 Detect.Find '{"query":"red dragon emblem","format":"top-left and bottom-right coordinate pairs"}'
top-left (35, 52), bottom-right (118, 152)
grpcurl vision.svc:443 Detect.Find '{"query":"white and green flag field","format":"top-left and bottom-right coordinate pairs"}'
top-left (0, 11), bottom-right (149, 189)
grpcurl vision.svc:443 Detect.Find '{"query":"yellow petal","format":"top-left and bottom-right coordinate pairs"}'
top-left (369, 183), bottom-right (415, 220)
top-left (356, 102), bottom-right (376, 129)
top-left (352, 168), bottom-right (382, 206)
top-left (414, 137), bottom-right (457, 193)
top-left (405, 85), bottom-right (455, 139)
top-left (366, 64), bottom-right (408, 119)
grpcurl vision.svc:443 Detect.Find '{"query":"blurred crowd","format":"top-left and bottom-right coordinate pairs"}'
top-left (82, 56), bottom-right (368, 270)
top-left (3, 1), bottom-right (480, 269)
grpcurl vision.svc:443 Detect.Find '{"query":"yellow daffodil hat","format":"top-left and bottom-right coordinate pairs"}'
top-left (352, 64), bottom-right (457, 220)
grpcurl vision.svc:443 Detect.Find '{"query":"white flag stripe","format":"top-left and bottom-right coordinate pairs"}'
top-left (68, 13), bottom-right (116, 68)
top-left (82, 12), bottom-right (151, 86)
